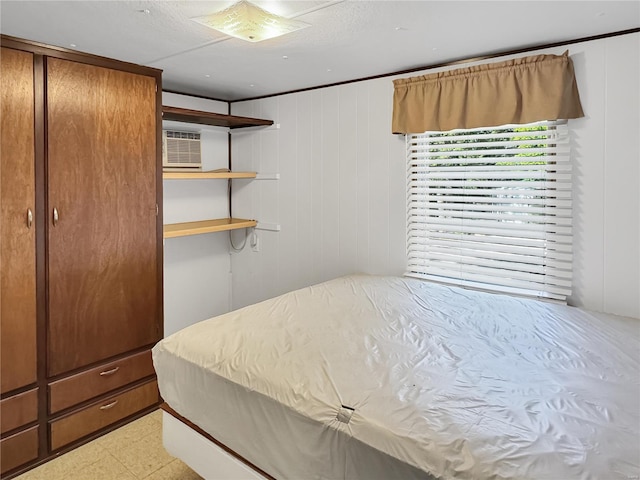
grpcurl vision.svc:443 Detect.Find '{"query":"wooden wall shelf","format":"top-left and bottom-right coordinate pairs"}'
top-left (163, 171), bottom-right (257, 180)
top-left (164, 218), bottom-right (257, 238)
top-left (162, 106), bottom-right (273, 129)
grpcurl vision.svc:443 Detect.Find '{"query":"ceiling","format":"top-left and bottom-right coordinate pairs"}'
top-left (1, 1), bottom-right (639, 101)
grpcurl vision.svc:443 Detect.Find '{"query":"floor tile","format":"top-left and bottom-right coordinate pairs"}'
top-left (148, 409), bottom-right (163, 425)
top-left (16, 441), bottom-right (106, 480)
top-left (112, 428), bottom-right (175, 478)
top-left (94, 413), bottom-right (161, 456)
top-left (67, 452), bottom-right (136, 480)
top-left (143, 459), bottom-right (203, 480)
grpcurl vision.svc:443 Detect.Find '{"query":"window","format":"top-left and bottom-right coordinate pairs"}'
top-left (406, 121), bottom-right (572, 301)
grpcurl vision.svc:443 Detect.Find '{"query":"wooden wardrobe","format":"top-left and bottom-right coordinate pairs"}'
top-left (0, 36), bottom-right (163, 477)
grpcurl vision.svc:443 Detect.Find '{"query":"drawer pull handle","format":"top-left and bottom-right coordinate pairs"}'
top-left (99, 367), bottom-right (120, 377)
top-left (99, 400), bottom-right (118, 411)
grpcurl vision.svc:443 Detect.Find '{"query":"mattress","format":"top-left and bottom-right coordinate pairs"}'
top-left (153, 275), bottom-right (640, 479)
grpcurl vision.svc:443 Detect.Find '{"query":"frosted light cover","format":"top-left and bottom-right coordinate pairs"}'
top-left (192, 0), bottom-right (310, 42)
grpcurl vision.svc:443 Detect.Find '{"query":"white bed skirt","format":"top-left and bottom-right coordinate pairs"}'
top-left (162, 411), bottom-right (267, 480)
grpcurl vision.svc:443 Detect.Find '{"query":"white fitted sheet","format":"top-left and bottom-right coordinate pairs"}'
top-left (153, 275), bottom-right (640, 479)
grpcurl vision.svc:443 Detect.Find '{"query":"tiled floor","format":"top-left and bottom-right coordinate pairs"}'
top-left (15, 410), bottom-right (202, 480)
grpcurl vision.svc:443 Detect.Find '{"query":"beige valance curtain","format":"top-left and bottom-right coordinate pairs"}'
top-left (392, 51), bottom-right (584, 134)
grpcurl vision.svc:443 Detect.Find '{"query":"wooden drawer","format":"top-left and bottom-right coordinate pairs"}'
top-left (49, 350), bottom-right (154, 414)
top-left (0, 426), bottom-right (38, 475)
top-left (49, 380), bottom-right (158, 451)
top-left (0, 388), bottom-right (38, 434)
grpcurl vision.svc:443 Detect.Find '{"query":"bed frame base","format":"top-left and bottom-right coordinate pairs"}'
top-left (161, 406), bottom-right (271, 480)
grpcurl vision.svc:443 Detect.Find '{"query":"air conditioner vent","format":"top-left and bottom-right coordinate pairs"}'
top-left (163, 130), bottom-right (202, 169)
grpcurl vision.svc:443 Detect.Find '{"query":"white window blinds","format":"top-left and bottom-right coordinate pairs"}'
top-left (407, 121), bottom-right (572, 301)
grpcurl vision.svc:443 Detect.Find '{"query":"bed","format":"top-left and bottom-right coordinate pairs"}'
top-left (152, 274), bottom-right (640, 479)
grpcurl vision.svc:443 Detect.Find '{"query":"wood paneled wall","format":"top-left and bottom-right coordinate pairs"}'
top-left (230, 82), bottom-right (407, 309)
top-left (230, 32), bottom-right (640, 319)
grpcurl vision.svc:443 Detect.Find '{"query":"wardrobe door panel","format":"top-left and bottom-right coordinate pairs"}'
top-left (46, 58), bottom-right (159, 376)
top-left (0, 47), bottom-right (37, 394)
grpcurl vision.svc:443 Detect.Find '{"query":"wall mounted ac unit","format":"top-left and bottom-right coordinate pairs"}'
top-left (162, 130), bottom-right (202, 169)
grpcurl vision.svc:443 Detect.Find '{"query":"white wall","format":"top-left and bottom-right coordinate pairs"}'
top-left (162, 92), bottom-right (234, 335)
top-left (569, 34), bottom-right (640, 318)
top-left (230, 32), bottom-right (640, 319)
top-left (230, 85), bottom-right (407, 308)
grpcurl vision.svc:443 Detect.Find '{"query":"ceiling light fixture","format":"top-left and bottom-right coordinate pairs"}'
top-left (192, 0), bottom-right (310, 43)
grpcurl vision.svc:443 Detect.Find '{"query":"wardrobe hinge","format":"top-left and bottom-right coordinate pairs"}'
top-left (155, 204), bottom-right (159, 216)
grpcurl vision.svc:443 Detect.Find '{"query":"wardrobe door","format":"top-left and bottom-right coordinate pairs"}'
top-left (0, 47), bottom-right (37, 394)
top-left (46, 58), bottom-right (159, 376)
